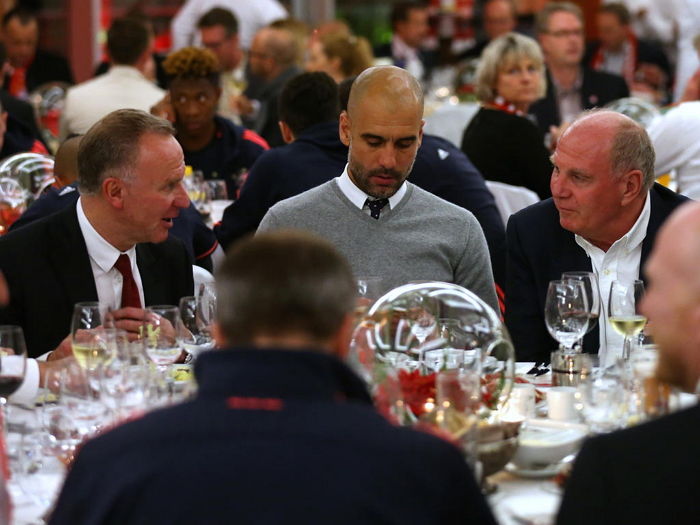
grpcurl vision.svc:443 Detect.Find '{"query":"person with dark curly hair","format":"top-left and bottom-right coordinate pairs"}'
top-left (161, 46), bottom-right (269, 198)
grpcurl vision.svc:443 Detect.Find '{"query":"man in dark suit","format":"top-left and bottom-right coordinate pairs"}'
top-left (506, 110), bottom-right (687, 365)
top-left (585, 2), bottom-right (672, 105)
top-left (374, 1), bottom-right (435, 82)
top-left (1, 7), bottom-right (73, 100)
top-left (49, 230), bottom-right (497, 525)
top-left (556, 201), bottom-right (700, 525)
top-left (529, 2), bottom-right (629, 137)
top-left (235, 26), bottom-right (300, 147)
top-left (0, 109), bottom-right (193, 358)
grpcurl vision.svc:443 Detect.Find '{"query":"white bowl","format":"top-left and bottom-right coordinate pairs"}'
top-left (511, 419), bottom-right (587, 468)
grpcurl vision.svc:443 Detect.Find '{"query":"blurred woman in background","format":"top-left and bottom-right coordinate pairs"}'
top-left (461, 32), bottom-right (552, 199)
top-left (305, 31), bottom-right (374, 84)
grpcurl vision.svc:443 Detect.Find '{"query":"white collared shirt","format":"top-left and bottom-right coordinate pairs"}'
top-left (76, 198), bottom-right (145, 310)
top-left (574, 194), bottom-right (651, 366)
top-left (336, 164), bottom-right (407, 215)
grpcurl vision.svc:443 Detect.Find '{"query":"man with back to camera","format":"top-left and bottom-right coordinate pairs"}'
top-left (556, 201), bottom-right (700, 525)
top-left (0, 109), bottom-right (193, 358)
top-left (60, 17), bottom-right (165, 140)
top-left (257, 66), bottom-right (498, 312)
top-left (505, 109), bottom-right (687, 366)
top-left (48, 230), bottom-right (497, 525)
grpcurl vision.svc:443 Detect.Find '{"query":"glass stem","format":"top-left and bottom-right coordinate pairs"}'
top-left (622, 335), bottom-right (631, 361)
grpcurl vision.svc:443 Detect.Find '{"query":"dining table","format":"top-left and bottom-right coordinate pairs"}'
top-left (5, 361), bottom-right (695, 525)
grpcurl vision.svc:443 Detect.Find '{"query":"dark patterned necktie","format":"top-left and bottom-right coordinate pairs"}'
top-left (114, 254), bottom-right (142, 308)
top-left (366, 198), bottom-right (389, 219)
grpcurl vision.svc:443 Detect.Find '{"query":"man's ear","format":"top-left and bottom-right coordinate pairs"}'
top-left (339, 111), bottom-right (351, 146)
top-left (331, 313), bottom-right (354, 359)
top-left (621, 169), bottom-right (643, 205)
top-left (212, 321), bottom-right (227, 348)
top-left (278, 121), bottom-right (295, 144)
top-left (103, 177), bottom-right (125, 209)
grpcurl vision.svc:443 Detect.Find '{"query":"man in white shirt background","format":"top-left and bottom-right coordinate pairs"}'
top-left (60, 17), bottom-right (165, 140)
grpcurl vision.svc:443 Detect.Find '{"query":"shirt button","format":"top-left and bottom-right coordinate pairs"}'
top-left (603, 269), bottom-right (611, 276)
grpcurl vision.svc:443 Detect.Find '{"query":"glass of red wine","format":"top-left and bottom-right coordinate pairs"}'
top-left (0, 326), bottom-right (27, 435)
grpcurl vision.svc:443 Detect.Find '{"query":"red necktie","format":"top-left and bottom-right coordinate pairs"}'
top-left (114, 254), bottom-right (142, 308)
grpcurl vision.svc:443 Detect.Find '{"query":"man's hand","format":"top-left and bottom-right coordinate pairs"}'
top-left (231, 94), bottom-right (254, 117)
top-left (151, 93), bottom-right (175, 123)
top-left (48, 334), bottom-right (74, 361)
top-left (110, 307), bottom-right (150, 341)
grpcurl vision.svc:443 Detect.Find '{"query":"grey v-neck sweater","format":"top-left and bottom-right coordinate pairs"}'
top-left (258, 179), bottom-right (498, 312)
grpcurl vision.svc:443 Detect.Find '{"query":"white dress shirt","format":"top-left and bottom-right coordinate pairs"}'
top-left (76, 199), bottom-right (145, 310)
top-left (574, 194), bottom-right (651, 366)
top-left (59, 65), bottom-right (165, 140)
top-left (336, 165), bottom-right (407, 214)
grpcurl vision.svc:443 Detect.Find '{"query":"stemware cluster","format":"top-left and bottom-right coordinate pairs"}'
top-left (5, 289), bottom-right (219, 519)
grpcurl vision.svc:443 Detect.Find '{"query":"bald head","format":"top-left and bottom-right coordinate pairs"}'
top-left (54, 135), bottom-right (82, 187)
top-left (564, 110), bottom-right (655, 191)
top-left (346, 66), bottom-right (424, 119)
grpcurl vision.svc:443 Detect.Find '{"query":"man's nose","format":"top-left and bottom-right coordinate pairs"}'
top-left (174, 182), bottom-right (190, 208)
top-left (378, 145), bottom-right (397, 170)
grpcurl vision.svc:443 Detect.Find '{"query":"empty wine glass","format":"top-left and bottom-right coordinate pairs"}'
top-left (608, 280), bottom-right (646, 360)
top-left (406, 293), bottom-right (438, 350)
top-left (544, 280), bottom-right (589, 353)
top-left (179, 296), bottom-right (215, 360)
top-left (142, 306), bottom-right (183, 368)
top-left (562, 271), bottom-right (601, 343)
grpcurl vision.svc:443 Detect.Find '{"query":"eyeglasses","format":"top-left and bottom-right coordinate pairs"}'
top-left (545, 29), bottom-right (584, 38)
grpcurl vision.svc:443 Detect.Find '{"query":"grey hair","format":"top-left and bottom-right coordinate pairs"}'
top-left (573, 109), bottom-right (656, 191)
top-left (475, 32), bottom-right (546, 102)
top-left (78, 109), bottom-right (175, 195)
top-left (534, 2), bottom-right (583, 35)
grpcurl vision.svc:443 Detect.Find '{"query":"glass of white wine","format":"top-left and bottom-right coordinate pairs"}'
top-left (608, 280), bottom-right (646, 361)
top-left (70, 302), bottom-right (113, 371)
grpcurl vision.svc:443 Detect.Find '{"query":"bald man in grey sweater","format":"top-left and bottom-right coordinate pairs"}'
top-left (257, 66), bottom-right (498, 311)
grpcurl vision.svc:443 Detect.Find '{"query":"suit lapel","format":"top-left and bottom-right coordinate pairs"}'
top-left (47, 205), bottom-right (99, 306)
top-left (137, 243), bottom-right (170, 307)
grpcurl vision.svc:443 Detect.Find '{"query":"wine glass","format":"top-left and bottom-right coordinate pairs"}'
top-left (178, 296), bottom-right (215, 360)
top-left (0, 326), bottom-right (27, 444)
top-left (70, 302), bottom-right (113, 371)
top-left (142, 306), bottom-right (183, 368)
top-left (544, 280), bottom-right (590, 353)
top-left (562, 271), bottom-right (601, 345)
top-left (97, 329), bottom-right (150, 421)
top-left (198, 283), bottom-right (217, 333)
top-left (406, 293), bottom-right (438, 350)
top-left (608, 280), bottom-right (646, 361)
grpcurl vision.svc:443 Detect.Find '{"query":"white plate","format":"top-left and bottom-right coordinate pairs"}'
top-left (505, 461), bottom-right (561, 478)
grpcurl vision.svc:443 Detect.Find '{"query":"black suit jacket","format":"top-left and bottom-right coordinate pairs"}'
top-left (4, 49), bottom-right (74, 93)
top-left (0, 90), bottom-right (43, 142)
top-left (529, 67), bottom-right (630, 134)
top-left (505, 184), bottom-right (688, 363)
top-left (0, 205), bottom-right (193, 358)
top-left (557, 404), bottom-right (700, 525)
